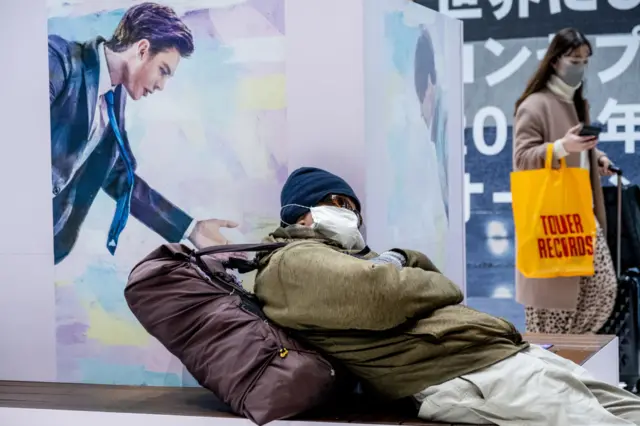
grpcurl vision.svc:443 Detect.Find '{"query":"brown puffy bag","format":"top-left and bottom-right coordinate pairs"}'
top-left (125, 243), bottom-right (336, 425)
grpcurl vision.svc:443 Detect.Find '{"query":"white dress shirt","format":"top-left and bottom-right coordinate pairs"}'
top-left (75, 42), bottom-right (115, 180)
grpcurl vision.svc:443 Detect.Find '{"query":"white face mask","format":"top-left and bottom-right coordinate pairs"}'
top-left (310, 205), bottom-right (365, 250)
top-left (281, 204), bottom-right (365, 250)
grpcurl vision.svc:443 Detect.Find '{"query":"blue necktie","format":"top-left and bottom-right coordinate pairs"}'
top-left (104, 90), bottom-right (134, 255)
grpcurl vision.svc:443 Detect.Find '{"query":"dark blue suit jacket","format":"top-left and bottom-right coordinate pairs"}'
top-left (49, 35), bottom-right (193, 264)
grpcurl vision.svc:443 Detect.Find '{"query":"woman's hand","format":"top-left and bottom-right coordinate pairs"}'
top-left (560, 124), bottom-right (598, 153)
top-left (598, 156), bottom-right (616, 176)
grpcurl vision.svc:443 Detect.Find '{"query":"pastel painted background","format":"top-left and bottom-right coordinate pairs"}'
top-left (44, 0), bottom-right (464, 386)
top-left (48, 0), bottom-right (287, 385)
top-left (371, 3), bottom-right (459, 270)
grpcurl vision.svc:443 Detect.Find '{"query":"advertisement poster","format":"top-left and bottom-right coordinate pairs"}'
top-left (45, 0), bottom-right (464, 386)
top-left (417, 0), bottom-right (640, 329)
top-left (48, 0), bottom-right (287, 385)
top-left (366, 0), bottom-right (463, 274)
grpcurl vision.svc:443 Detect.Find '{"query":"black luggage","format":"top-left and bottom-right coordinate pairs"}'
top-left (603, 183), bottom-right (640, 273)
top-left (598, 167), bottom-right (640, 391)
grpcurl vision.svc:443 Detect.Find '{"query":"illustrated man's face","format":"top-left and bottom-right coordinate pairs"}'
top-left (125, 39), bottom-right (181, 101)
top-left (420, 74), bottom-right (436, 125)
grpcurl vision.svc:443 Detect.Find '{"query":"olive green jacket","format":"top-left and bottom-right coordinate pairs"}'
top-left (254, 226), bottom-right (528, 399)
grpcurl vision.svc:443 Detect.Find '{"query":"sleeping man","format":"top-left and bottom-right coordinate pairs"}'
top-left (254, 166), bottom-right (640, 426)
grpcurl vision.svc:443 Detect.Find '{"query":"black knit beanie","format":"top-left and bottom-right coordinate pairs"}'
top-left (280, 167), bottom-right (361, 226)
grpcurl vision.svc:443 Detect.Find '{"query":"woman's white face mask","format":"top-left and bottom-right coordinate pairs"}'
top-left (309, 205), bottom-right (365, 250)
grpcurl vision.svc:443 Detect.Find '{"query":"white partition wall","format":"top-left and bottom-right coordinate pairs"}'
top-left (0, 0), bottom-right (464, 385)
top-left (286, 0), bottom-right (464, 287)
top-left (0, 0), bottom-right (57, 383)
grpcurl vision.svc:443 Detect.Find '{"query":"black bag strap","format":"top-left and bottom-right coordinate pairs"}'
top-left (194, 242), bottom-right (287, 273)
top-left (194, 241), bottom-right (369, 273)
top-left (195, 242), bottom-right (287, 257)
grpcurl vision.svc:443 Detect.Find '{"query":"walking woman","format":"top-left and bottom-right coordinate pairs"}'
top-left (513, 28), bottom-right (617, 334)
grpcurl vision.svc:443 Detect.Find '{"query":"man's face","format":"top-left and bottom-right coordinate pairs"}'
top-left (125, 40), bottom-right (181, 101)
top-left (297, 212), bottom-right (314, 227)
top-left (295, 195), bottom-right (361, 227)
top-left (420, 74), bottom-right (436, 125)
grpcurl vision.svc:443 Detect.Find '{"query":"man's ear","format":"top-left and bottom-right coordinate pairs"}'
top-left (136, 39), bottom-right (151, 59)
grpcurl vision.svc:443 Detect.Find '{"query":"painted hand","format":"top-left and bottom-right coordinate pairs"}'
top-left (188, 218), bottom-right (239, 248)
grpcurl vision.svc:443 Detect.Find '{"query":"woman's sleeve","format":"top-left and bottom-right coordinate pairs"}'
top-left (586, 100), bottom-right (608, 166)
top-left (513, 104), bottom-right (562, 170)
top-left (594, 147), bottom-right (608, 164)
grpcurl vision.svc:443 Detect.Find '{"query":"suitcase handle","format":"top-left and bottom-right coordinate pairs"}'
top-left (609, 165), bottom-right (623, 175)
top-left (611, 164), bottom-right (623, 277)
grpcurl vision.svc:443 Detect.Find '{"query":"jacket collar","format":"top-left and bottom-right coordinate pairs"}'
top-left (82, 37), bottom-right (102, 134)
top-left (97, 41), bottom-right (115, 97)
top-left (82, 37), bottom-right (127, 128)
top-left (262, 226), bottom-right (372, 257)
top-left (266, 225), bottom-right (336, 244)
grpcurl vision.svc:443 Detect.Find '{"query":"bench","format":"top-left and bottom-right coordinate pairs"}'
top-left (0, 334), bottom-right (618, 426)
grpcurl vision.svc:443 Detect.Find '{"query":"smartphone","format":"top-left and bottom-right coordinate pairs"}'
top-left (579, 124), bottom-right (602, 138)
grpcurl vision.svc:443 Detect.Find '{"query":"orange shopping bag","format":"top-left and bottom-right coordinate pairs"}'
top-left (510, 144), bottom-right (596, 278)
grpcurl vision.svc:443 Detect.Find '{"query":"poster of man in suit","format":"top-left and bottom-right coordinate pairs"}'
top-left (49, 0), bottom-right (288, 384)
top-left (49, 2), bottom-right (238, 265)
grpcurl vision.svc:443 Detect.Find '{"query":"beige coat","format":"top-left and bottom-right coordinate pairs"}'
top-left (513, 89), bottom-right (607, 310)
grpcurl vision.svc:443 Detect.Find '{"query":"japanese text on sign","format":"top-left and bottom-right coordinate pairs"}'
top-left (463, 26), bottom-right (640, 86)
top-left (439, 0), bottom-right (640, 21)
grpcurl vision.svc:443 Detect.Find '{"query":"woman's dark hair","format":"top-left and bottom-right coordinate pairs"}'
top-left (105, 2), bottom-right (194, 58)
top-left (514, 28), bottom-right (592, 122)
top-left (414, 28), bottom-right (437, 103)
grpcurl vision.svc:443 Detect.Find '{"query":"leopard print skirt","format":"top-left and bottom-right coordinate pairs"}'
top-left (525, 223), bottom-right (618, 334)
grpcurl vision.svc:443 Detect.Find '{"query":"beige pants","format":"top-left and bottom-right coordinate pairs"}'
top-left (414, 345), bottom-right (640, 425)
